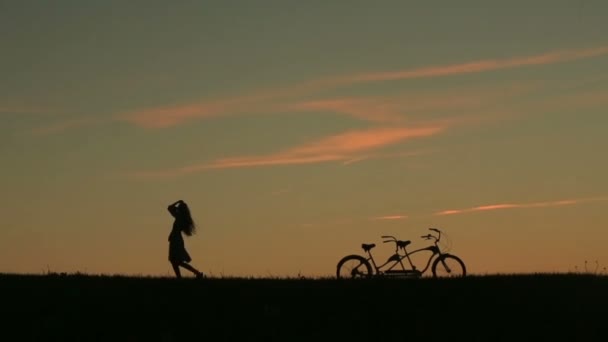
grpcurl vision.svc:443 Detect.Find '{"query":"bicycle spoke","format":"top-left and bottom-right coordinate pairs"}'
top-left (347, 261), bottom-right (364, 278)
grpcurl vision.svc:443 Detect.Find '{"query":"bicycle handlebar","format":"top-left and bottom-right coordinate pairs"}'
top-left (382, 236), bottom-right (396, 243)
top-left (382, 229), bottom-right (442, 244)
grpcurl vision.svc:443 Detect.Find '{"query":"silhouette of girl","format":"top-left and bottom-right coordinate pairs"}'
top-left (167, 200), bottom-right (203, 278)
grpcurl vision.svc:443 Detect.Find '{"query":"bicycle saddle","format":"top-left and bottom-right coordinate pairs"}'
top-left (397, 240), bottom-right (411, 249)
top-left (361, 243), bottom-right (376, 252)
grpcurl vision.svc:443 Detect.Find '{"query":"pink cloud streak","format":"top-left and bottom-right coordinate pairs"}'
top-left (118, 45), bottom-right (608, 129)
top-left (290, 82), bottom-right (540, 126)
top-left (341, 150), bottom-right (431, 166)
top-left (118, 99), bottom-right (259, 129)
top-left (371, 215), bottom-right (409, 220)
top-left (338, 46), bottom-right (608, 83)
top-left (133, 125), bottom-right (443, 178)
top-left (435, 196), bottom-right (608, 216)
top-left (290, 98), bottom-right (405, 123)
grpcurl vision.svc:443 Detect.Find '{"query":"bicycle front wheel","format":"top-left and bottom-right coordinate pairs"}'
top-left (336, 255), bottom-right (372, 279)
top-left (432, 254), bottom-right (466, 278)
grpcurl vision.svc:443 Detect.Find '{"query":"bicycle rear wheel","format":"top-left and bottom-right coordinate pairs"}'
top-left (432, 254), bottom-right (466, 278)
top-left (336, 255), bottom-right (372, 279)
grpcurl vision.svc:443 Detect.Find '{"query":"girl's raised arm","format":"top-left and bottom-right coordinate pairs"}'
top-left (167, 200), bottom-right (183, 217)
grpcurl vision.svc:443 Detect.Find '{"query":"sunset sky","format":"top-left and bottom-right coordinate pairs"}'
top-left (2, 1), bottom-right (607, 277)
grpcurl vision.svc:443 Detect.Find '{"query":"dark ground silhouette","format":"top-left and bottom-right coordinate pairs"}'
top-left (1, 273), bottom-right (607, 341)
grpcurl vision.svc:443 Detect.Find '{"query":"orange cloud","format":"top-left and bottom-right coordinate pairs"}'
top-left (342, 150), bottom-right (432, 166)
top-left (117, 88), bottom-right (309, 129)
top-left (290, 98), bottom-right (405, 123)
top-left (290, 82), bottom-right (540, 126)
top-left (291, 126), bottom-right (440, 155)
top-left (118, 45), bottom-right (608, 129)
top-left (133, 125), bottom-right (443, 178)
top-left (337, 46), bottom-right (608, 84)
top-left (32, 80), bottom-right (533, 136)
top-left (371, 215), bottom-right (408, 220)
top-left (435, 196), bottom-right (608, 216)
top-left (201, 154), bottom-right (344, 170)
top-left (119, 100), bottom-right (249, 129)
top-left (31, 46), bottom-right (606, 138)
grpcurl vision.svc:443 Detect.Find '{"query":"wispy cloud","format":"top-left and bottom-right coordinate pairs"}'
top-left (116, 45), bottom-right (608, 129)
top-left (290, 82), bottom-right (539, 126)
top-left (133, 125), bottom-right (443, 178)
top-left (334, 46), bottom-right (608, 84)
top-left (28, 44), bottom-right (608, 138)
top-left (435, 196), bottom-right (608, 216)
top-left (289, 98), bottom-right (405, 123)
top-left (341, 150), bottom-right (430, 166)
top-left (117, 98), bottom-right (264, 129)
top-left (287, 126), bottom-right (441, 156)
top-left (371, 215), bottom-right (408, 220)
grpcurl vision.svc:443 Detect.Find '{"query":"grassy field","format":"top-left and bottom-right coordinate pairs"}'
top-left (1, 273), bottom-right (606, 341)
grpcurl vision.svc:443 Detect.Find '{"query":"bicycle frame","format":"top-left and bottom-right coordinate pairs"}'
top-left (365, 229), bottom-right (445, 276)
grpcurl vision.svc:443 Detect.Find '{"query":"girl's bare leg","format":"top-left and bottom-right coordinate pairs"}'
top-left (171, 262), bottom-right (182, 278)
top-left (180, 262), bottom-right (203, 278)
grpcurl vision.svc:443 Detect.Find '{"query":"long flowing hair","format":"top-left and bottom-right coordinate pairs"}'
top-left (177, 202), bottom-right (196, 236)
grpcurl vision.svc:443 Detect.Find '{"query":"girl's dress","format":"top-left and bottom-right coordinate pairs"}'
top-left (168, 220), bottom-right (192, 263)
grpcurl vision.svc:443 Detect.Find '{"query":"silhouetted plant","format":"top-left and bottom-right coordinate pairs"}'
top-left (572, 259), bottom-right (605, 275)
